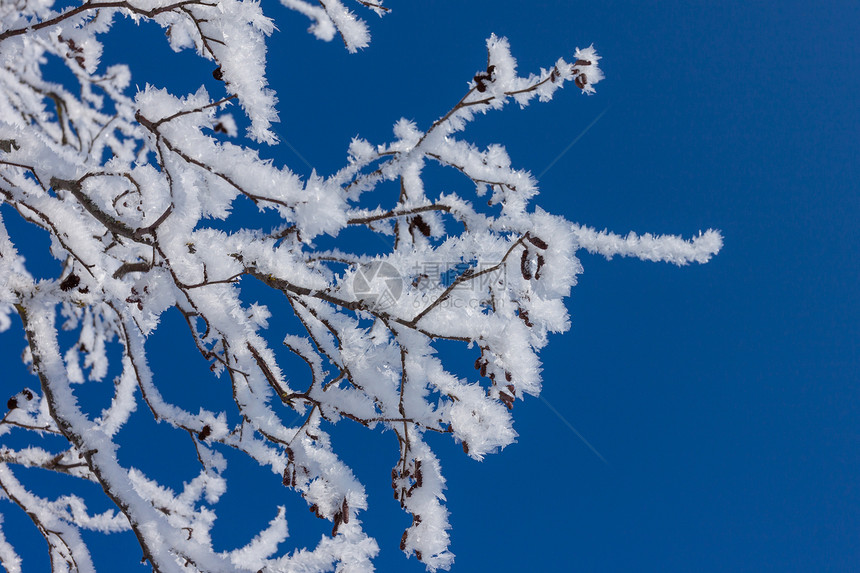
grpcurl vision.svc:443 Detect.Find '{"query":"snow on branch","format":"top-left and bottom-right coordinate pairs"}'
top-left (0, 515), bottom-right (22, 573)
top-left (572, 225), bottom-right (723, 265)
top-left (0, 1), bottom-right (719, 571)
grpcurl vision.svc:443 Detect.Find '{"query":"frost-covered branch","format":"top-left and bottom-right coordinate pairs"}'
top-left (0, 1), bottom-right (720, 571)
top-left (571, 225), bottom-right (723, 265)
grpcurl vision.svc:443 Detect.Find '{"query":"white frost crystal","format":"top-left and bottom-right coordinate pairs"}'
top-left (0, 1), bottom-right (719, 571)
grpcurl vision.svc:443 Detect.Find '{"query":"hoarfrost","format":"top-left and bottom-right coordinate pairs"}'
top-left (0, 2), bottom-right (719, 571)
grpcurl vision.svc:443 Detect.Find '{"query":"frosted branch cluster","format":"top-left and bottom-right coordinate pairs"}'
top-left (0, 1), bottom-right (720, 571)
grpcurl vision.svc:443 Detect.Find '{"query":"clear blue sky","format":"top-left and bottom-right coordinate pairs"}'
top-left (1, 1), bottom-right (858, 571)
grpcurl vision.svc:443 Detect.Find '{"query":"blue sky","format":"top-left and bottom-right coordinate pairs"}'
top-left (2, 0), bottom-right (859, 571)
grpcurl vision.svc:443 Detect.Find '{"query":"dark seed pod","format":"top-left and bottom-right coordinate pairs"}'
top-left (462, 441), bottom-right (469, 454)
top-left (486, 64), bottom-right (496, 75)
top-left (7, 397), bottom-right (17, 410)
top-left (414, 461), bottom-right (423, 487)
top-left (507, 384), bottom-right (516, 395)
top-left (526, 235), bottom-right (549, 250)
top-left (282, 468), bottom-right (291, 486)
top-left (331, 512), bottom-right (342, 537)
top-left (575, 74), bottom-right (588, 90)
top-left (479, 361), bottom-right (487, 378)
top-left (400, 530), bottom-right (409, 551)
top-left (412, 216), bottom-right (431, 237)
top-left (505, 372), bottom-right (512, 382)
top-left (535, 254), bottom-right (545, 279)
top-left (60, 273), bottom-right (80, 291)
top-left (474, 357), bottom-right (482, 370)
top-left (212, 67), bottom-right (224, 81)
top-left (22, 389), bottom-right (33, 400)
top-left (198, 425), bottom-right (211, 441)
top-left (574, 59), bottom-right (592, 67)
top-left (213, 123), bottom-right (227, 134)
top-left (342, 498), bottom-right (349, 523)
top-left (521, 249), bottom-right (532, 280)
top-left (519, 309), bottom-right (533, 328)
top-left (415, 550), bottom-right (423, 561)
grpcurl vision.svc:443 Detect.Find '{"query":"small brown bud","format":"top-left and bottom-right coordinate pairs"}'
top-left (331, 512), bottom-right (342, 537)
top-left (519, 309), bottom-right (533, 328)
top-left (7, 397), bottom-right (17, 410)
top-left (520, 249), bottom-right (532, 280)
top-left (526, 235), bottom-right (549, 250)
top-left (198, 425), bottom-right (211, 441)
top-left (412, 216), bottom-right (431, 237)
top-left (535, 254), bottom-right (545, 279)
top-left (60, 273), bottom-right (80, 291)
